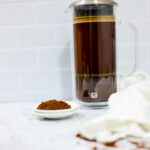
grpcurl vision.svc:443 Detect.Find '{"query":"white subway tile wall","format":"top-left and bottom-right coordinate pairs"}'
top-left (35, 2), bottom-right (69, 24)
top-left (117, 0), bottom-right (147, 22)
top-left (0, 28), bottom-right (16, 48)
top-left (0, 50), bottom-right (36, 69)
top-left (17, 26), bottom-right (55, 47)
top-left (0, 3), bottom-right (34, 25)
top-left (0, 0), bottom-right (149, 102)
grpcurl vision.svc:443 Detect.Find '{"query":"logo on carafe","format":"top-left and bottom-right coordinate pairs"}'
top-left (91, 93), bottom-right (97, 99)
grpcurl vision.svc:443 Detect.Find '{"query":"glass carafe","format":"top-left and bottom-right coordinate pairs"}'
top-left (69, 0), bottom-right (138, 107)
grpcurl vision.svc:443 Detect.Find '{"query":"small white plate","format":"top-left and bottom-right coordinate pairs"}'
top-left (33, 102), bottom-right (80, 119)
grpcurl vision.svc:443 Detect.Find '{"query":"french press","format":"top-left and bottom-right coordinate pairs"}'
top-left (69, 0), bottom-right (138, 107)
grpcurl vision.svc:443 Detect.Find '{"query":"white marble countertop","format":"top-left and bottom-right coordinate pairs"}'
top-left (0, 102), bottom-right (107, 150)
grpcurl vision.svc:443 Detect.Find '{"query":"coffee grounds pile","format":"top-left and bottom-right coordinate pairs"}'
top-left (37, 100), bottom-right (71, 110)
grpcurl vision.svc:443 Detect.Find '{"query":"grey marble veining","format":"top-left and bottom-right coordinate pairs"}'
top-left (0, 102), bottom-right (107, 150)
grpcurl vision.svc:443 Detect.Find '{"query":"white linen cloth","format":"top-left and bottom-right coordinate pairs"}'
top-left (78, 72), bottom-right (150, 142)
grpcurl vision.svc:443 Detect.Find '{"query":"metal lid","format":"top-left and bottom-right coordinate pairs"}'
top-left (69, 0), bottom-right (118, 8)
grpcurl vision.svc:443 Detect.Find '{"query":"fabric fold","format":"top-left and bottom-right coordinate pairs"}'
top-left (78, 72), bottom-right (150, 142)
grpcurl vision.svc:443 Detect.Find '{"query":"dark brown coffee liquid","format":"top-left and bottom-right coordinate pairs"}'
top-left (74, 20), bottom-right (116, 102)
